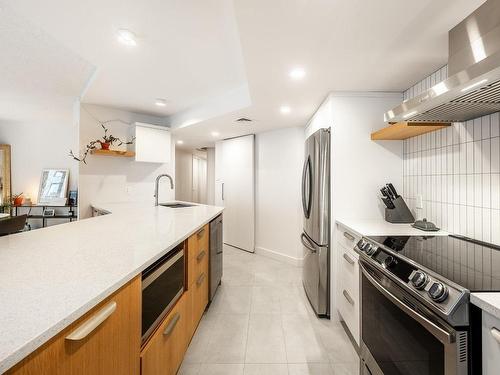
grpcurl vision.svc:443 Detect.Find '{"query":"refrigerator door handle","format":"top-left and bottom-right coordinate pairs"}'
top-left (301, 156), bottom-right (312, 219)
top-left (301, 233), bottom-right (317, 253)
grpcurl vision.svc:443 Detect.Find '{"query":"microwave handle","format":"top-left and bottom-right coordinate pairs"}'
top-left (359, 261), bottom-right (455, 345)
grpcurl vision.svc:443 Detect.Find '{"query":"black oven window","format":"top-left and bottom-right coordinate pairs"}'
top-left (362, 274), bottom-right (444, 375)
top-left (142, 252), bottom-right (184, 338)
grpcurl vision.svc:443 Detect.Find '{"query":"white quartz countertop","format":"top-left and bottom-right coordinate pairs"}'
top-left (471, 293), bottom-right (500, 320)
top-left (336, 218), bottom-right (448, 237)
top-left (0, 201), bottom-right (223, 373)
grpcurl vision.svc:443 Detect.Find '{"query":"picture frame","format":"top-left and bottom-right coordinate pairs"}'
top-left (0, 145), bottom-right (11, 208)
top-left (37, 169), bottom-right (69, 206)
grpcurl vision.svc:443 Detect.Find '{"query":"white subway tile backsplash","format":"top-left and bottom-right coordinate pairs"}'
top-left (465, 120), bottom-right (474, 143)
top-left (483, 174), bottom-right (491, 208)
top-left (483, 209), bottom-right (491, 242)
top-left (474, 141), bottom-right (482, 173)
top-left (492, 113), bottom-right (500, 137)
top-left (465, 143), bottom-right (473, 174)
top-left (482, 116), bottom-right (491, 140)
top-left (483, 139), bottom-right (491, 173)
top-left (492, 137), bottom-right (500, 173)
top-left (492, 174), bottom-right (500, 210)
top-left (466, 175), bottom-right (474, 206)
top-left (474, 118), bottom-right (482, 141)
top-left (402, 66), bottom-right (499, 245)
top-left (492, 210), bottom-right (500, 244)
top-left (474, 175), bottom-right (482, 207)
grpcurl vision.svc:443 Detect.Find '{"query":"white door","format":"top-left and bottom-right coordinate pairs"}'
top-left (192, 156), bottom-right (207, 204)
top-left (215, 135), bottom-right (255, 252)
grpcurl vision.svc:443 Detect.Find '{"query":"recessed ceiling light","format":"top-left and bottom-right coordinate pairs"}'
top-left (155, 98), bottom-right (167, 107)
top-left (176, 140), bottom-right (184, 145)
top-left (280, 105), bottom-right (291, 114)
top-left (116, 29), bottom-right (137, 47)
top-left (289, 67), bottom-right (306, 80)
top-left (211, 131), bottom-right (220, 137)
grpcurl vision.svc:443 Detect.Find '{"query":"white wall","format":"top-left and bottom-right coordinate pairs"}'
top-left (0, 99), bottom-right (80, 228)
top-left (255, 127), bottom-right (304, 264)
top-left (0, 99), bottom-right (79, 202)
top-left (79, 104), bottom-right (174, 218)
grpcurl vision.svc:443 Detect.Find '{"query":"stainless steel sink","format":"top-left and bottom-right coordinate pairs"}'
top-left (159, 203), bottom-right (195, 208)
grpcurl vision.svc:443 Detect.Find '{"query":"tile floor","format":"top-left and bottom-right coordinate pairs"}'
top-left (179, 246), bottom-right (360, 375)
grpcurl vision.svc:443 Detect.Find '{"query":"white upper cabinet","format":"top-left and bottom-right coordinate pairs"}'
top-left (132, 122), bottom-right (171, 163)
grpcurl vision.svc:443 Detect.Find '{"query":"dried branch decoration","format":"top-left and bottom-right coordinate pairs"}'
top-left (70, 120), bottom-right (135, 164)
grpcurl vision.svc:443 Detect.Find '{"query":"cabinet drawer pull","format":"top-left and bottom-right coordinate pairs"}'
top-left (163, 312), bottom-right (181, 337)
top-left (343, 231), bottom-right (355, 242)
top-left (197, 228), bottom-right (205, 238)
top-left (196, 272), bottom-right (206, 286)
top-left (343, 290), bottom-right (354, 305)
top-left (343, 253), bottom-right (355, 265)
top-left (66, 301), bottom-right (116, 341)
top-left (491, 327), bottom-right (500, 343)
top-left (197, 250), bottom-right (206, 262)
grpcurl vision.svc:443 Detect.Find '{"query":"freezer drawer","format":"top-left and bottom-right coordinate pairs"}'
top-left (301, 232), bottom-right (329, 317)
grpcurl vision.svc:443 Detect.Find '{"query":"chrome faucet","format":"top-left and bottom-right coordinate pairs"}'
top-left (154, 174), bottom-right (174, 206)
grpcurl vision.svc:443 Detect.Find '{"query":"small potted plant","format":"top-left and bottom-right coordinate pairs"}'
top-left (12, 193), bottom-right (24, 206)
top-left (70, 123), bottom-right (135, 164)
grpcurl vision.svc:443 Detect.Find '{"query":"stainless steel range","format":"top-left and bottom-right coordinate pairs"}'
top-left (357, 235), bottom-right (499, 375)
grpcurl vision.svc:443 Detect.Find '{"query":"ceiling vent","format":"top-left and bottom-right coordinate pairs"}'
top-left (235, 117), bottom-right (253, 123)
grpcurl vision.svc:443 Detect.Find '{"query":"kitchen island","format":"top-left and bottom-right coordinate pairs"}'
top-left (0, 202), bottom-right (223, 373)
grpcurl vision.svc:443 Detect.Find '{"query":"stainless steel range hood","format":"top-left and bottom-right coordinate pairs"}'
top-left (385, 0), bottom-right (500, 123)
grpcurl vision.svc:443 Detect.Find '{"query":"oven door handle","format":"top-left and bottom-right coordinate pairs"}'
top-left (359, 262), bottom-right (455, 345)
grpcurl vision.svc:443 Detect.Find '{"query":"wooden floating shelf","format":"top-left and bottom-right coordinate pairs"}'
top-left (371, 121), bottom-right (451, 140)
top-left (91, 149), bottom-right (136, 157)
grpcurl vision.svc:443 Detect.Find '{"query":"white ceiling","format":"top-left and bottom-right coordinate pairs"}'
top-left (1, 0), bottom-right (487, 147)
top-left (0, 4), bottom-right (94, 123)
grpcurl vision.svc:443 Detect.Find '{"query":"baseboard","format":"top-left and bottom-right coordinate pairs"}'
top-left (254, 246), bottom-right (304, 266)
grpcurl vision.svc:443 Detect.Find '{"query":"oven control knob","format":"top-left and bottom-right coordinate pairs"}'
top-left (363, 243), bottom-right (372, 253)
top-left (366, 245), bottom-right (378, 255)
top-left (428, 282), bottom-right (448, 302)
top-left (356, 239), bottom-right (366, 251)
top-left (411, 271), bottom-right (429, 290)
top-left (383, 255), bottom-right (395, 268)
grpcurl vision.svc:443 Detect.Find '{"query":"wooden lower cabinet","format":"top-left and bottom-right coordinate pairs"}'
top-left (7, 225), bottom-right (211, 375)
top-left (7, 276), bottom-right (141, 375)
top-left (191, 268), bottom-right (209, 327)
top-left (140, 293), bottom-right (187, 375)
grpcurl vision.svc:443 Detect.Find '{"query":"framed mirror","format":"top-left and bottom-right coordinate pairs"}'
top-left (38, 169), bottom-right (69, 205)
top-left (0, 145), bottom-right (11, 208)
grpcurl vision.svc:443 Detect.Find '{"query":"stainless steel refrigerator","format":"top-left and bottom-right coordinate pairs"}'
top-left (301, 128), bottom-right (330, 317)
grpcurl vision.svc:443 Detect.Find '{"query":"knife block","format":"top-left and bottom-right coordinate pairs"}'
top-left (385, 197), bottom-right (415, 224)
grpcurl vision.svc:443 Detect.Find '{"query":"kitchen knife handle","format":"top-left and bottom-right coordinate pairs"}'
top-left (387, 183), bottom-right (399, 198)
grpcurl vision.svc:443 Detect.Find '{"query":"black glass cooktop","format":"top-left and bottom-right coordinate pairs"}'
top-left (367, 235), bottom-right (500, 292)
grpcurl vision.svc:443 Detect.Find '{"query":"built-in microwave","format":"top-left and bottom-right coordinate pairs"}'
top-left (141, 243), bottom-right (185, 343)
